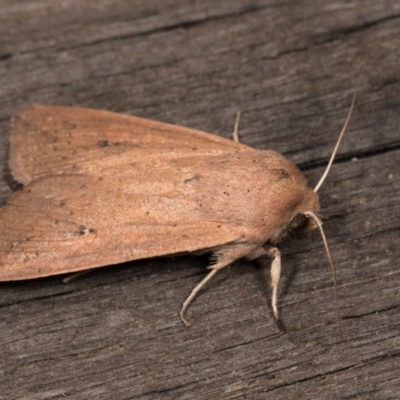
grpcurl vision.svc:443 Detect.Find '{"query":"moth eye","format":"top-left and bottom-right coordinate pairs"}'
top-left (288, 214), bottom-right (309, 232)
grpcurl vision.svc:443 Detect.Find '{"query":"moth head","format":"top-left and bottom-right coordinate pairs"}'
top-left (286, 189), bottom-right (320, 236)
top-left (287, 212), bottom-right (313, 233)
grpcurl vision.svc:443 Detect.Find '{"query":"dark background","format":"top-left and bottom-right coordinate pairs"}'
top-left (0, 1), bottom-right (399, 399)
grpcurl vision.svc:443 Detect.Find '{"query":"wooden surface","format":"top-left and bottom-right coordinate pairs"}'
top-left (1, 1), bottom-right (399, 399)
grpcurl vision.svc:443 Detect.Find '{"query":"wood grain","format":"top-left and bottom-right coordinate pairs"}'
top-left (0, 1), bottom-right (399, 399)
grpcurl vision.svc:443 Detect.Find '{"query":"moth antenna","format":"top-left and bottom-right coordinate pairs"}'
top-left (232, 111), bottom-right (241, 142)
top-left (305, 211), bottom-right (343, 338)
top-left (313, 65), bottom-right (364, 193)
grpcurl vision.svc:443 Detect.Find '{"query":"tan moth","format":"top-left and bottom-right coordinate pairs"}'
top-left (0, 73), bottom-right (361, 332)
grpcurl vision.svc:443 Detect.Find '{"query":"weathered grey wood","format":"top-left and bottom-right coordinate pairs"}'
top-left (0, 1), bottom-right (399, 399)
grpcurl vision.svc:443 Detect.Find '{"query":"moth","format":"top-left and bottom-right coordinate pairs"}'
top-left (0, 78), bottom-right (360, 331)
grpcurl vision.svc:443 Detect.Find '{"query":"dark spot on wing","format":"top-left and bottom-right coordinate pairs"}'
top-left (273, 168), bottom-right (291, 180)
top-left (77, 226), bottom-right (96, 236)
top-left (183, 175), bottom-right (200, 184)
top-left (97, 140), bottom-right (121, 147)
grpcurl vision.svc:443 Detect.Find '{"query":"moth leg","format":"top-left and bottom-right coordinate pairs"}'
top-left (266, 247), bottom-right (282, 320)
top-left (62, 268), bottom-right (97, 283)
top-left (180, 261), bottom-right (231, 327)
top-left (232, 111), bottom-right (241, 142)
